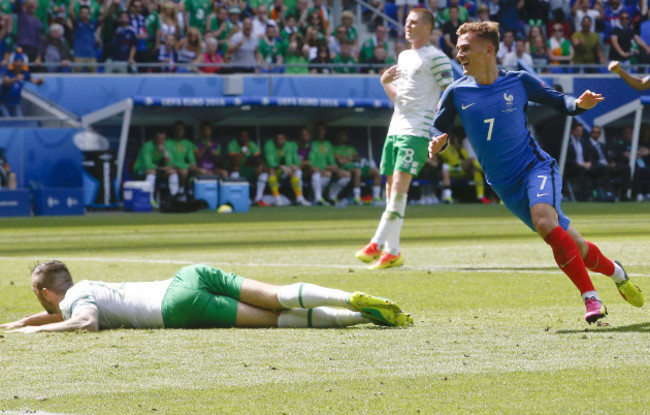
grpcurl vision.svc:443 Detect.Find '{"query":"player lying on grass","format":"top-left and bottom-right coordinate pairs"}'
top-left (428, 22), bottom-right (644, 324)
top-left (0, 261), bottom-right (413, 333)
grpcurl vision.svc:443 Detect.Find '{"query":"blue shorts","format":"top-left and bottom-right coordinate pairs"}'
top-left (492, 161), bottom-right (571, 232)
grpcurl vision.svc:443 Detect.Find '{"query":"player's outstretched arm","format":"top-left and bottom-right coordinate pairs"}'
top-left (7, 308), bottom-right (98, 334)
top-left (428, 133), bottom-right (448, 158)
top-left (380, 65), bottom-right (401, 102)
top-left (0, 311), bottom-right (63, 330)
top-left (575, 90), bottom-right (605, 110)
top-left (608, 60), bottom-right (650, 91)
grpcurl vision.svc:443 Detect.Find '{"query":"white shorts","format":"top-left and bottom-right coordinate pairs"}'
top-left (395, 0), bottom-right (419, 6)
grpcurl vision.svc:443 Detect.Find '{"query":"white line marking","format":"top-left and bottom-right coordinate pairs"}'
top-left (1, 256), bottom-right (649, 278)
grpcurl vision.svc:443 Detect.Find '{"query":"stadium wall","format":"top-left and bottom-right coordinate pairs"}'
top-left (0, 129), bottom-right (84, 188)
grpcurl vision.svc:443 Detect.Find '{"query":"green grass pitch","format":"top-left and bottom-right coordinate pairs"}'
top-left (1, 203), bottom-right (649, 414)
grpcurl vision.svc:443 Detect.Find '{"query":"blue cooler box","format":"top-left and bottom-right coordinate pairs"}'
top-left (32, 188), bottom-right (85, 216)
top-left (219, 179), bottom-right (250, 212)
top-left (194, 179), bottom-right (219, 210)
top-left (123, 181), bottom-right (152, 212)
top-left (0, 189), bottom-right (31, 217)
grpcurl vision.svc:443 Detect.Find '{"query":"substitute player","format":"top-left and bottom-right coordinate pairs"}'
top-left (356, 8), bottom-right (454, 269)
top-left (1, 260), bottom-right (413, 333)
top-left (429, 22), bottom-right (643, 323)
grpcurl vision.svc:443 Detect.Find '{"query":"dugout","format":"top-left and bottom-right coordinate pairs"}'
top-left (80, 96), bottom-right (396, 193)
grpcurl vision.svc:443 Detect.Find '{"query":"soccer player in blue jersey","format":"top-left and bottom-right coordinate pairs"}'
top-left (429, 22), bottom-right (644, 324)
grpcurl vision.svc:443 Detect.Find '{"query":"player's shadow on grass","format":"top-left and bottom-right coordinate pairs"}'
top-left (555, 322), bottom-right (650, 334)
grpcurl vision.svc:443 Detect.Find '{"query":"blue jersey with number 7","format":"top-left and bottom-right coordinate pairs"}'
top-left (430, 70), bottom-right (585, 189)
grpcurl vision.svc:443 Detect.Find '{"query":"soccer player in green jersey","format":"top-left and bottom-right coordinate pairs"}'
top-left (228, 129), bottom-right (269, 206)
top-left (133, 129), bottom-right (180, 200)
top-left (170, 121), bottom-right (198, 194)
top-left (333, 129), bottom-right (382, 205)
top-left (264, 131), bottom-right (311, 206)
top-left (1, 260), bottom-right (413, 332)
top-left (309, 123), bottom-right (351, 205)
top-left (356, 9), bottom-right (454, 269)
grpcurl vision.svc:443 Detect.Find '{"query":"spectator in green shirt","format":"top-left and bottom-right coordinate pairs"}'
top-left (359, 24), bottom-right (388, 63)
top-left (207, 5), bottom-right (232, 55)
top-left (258, 23), bottom-right (284, 71)
top-left (184, 0), bottom-right (211, 33)
top-left (227, 129), bottom-right (269, 206)
top-left (332, 39), bottom-right (357, 73)
top-left (264, 131), bottom-right (311, 206)
top-left (333, 129), bottom-right (382, 205)
top-left (308, 123), bottom-right (350, 205)
top-left (284, 31), bottom-right (309, 73)
top-left (335, 10), bottom-right (358, 53)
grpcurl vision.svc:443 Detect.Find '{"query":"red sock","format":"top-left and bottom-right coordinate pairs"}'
top-left (582, 241), bottom-right (615, 276)
top-left (544, 226), bottom-right (595, 294)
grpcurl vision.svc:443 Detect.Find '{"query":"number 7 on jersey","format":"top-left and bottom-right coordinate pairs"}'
top-left (484, 118), bottom-right (495, 141)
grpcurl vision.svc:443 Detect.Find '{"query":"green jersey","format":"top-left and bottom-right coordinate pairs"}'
top-left (184, 0), bottom-right (211, 33)
top-left (332, 54), bottom-right (357, 74)
top-left (333, 145), bottom-right (359, 170)
top-left (72, 0), bottom-right (101, 20)
top-left (133, 140), bottom-right (175, 172)
top-left (284, 53), bottom-right (308, 74)
top-left (227, 139), bottom-right (260, 168)
top-left (248, 0), bottom-right (272, 10)
top-left (258, 37), bottom-right (284, 64)
top-left (169, 138), bottom-right (197, 169)
top-left (359, 36), bottom-right (388, 62)
top-left (308, 140), bottom-right (336, 170)
top-left (145, 11), bottom-right (161, 49)
top-left (264, 140), bottom-right (299, 168)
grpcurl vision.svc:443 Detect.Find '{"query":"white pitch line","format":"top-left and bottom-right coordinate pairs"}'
top-left (1, 256), bottom-right (649, 278)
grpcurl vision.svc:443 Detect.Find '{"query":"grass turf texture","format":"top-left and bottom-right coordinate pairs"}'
top-left (1, 203), bottom-right (649, 414)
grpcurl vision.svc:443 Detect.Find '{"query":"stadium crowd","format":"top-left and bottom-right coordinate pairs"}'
top-left (0, 0), bottom-right (649, 74)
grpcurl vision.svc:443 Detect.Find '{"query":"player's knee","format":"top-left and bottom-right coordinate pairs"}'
top-left (533, 215), bottom-right (557, 236)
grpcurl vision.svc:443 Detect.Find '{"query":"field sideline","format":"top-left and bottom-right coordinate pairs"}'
top-left (1, 203), bottom-right (649, 414)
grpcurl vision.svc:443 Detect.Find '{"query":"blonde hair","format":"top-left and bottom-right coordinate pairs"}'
top-left (408, 8), bottom-right (435, 30)
top-left (457, 21), bottom-right (500, 51)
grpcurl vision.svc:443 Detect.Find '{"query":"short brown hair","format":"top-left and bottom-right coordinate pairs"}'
top-left (457, 21), bottom-right (500, 51)
top-left (32, 260), bottom-right (74, 295)
top-left (408, 8), bottom-right (434, 30)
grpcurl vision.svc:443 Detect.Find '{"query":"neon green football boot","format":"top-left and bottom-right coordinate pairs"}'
top-left (348, 292), bottom-right (413, 327)
top-left (614, 260), bottom-right (644, 307)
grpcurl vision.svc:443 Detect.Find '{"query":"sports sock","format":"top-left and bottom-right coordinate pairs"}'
top-left (277, 307), bottom-right (369, 328)
top-left (581, 290), bottom-right (601, 303)
top-left (383, 192), bottom-right (407, 255)
top-left (372, 185), bottom-right (381, 200)
top-left (168, 173), bottom-right (179, 195)
top-left (353, 187), bottom-right (361, 200)
top-left (321, 176), bottom-right (331, 198)
top-left (329, 177), bottom-right (350, 200)
top-left (370, 192), bottom-right (407, 249)
top-left (473, 169), bottom-right (485, 198)
top-left (277, 283), bottom-right (351, 309)
top-left (544, 226), bottom-right (595, 295)
top-left (442, 187), bottom-right (452, 200)
top-left (312, 172), bottom-right (322, 200)
top-left (291, 175), bottom-right (302, 197)
top-left (269, 174), bottom-right (280, 197)
top-left (145, 174), bottom-right (156, 201)
top-left (255, 172), bottom-right (269, 201)
top-left (582, 240), bottom-right (620, 279)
